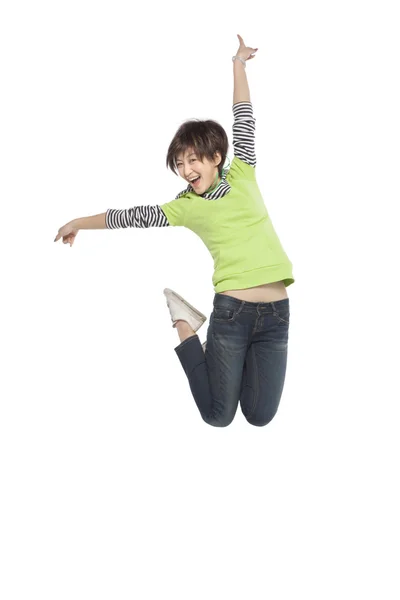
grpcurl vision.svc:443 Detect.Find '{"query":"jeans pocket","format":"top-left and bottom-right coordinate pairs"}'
top-left (213, 307), bottom-right (237, 323)
top-left (275, 307), bottom-right (290, 326)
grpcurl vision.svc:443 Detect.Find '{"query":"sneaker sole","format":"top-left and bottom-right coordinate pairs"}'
top-left (164, 288), bottom-right (207, 323)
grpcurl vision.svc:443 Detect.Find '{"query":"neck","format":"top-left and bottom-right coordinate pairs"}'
top-left (205, 171), bottom-right (221, 193)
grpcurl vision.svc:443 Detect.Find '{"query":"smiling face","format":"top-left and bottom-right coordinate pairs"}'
top-left (175, 148), bottom-right (222, 194)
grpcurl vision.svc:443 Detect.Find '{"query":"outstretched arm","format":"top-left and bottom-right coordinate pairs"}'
top-left (54, 206), bottom-right (170, 245)
top-left (233, 34), bottom-right (258, 105)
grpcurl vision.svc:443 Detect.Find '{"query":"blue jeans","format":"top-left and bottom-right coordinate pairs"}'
top-left (174, 292), bottom-right (290, 427)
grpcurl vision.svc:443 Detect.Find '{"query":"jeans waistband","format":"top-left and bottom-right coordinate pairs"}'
top-left (213, 292), bottom-right (289, 314)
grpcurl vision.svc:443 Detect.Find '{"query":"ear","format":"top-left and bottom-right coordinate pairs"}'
top-left (214, 152), bottom-right (222, 167)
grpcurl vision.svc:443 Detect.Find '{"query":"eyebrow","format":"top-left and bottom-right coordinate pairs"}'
top-left (176, 153), bottom-right (196, 162)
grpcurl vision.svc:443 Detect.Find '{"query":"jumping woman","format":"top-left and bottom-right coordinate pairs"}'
top-left (54, 34), bottom-right (295, 428)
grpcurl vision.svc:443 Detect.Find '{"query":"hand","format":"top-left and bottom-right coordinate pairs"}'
top-left (54, 221), bottom-right (79, 246)
top-left (236, 34), bottom-right (258, 62)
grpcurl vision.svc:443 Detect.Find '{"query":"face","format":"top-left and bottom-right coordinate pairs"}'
top-left (175, 148), bottom-right (222, 194)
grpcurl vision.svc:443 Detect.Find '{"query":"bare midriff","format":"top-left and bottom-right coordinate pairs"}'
top-left (219, 280), bottom-right (288, 303)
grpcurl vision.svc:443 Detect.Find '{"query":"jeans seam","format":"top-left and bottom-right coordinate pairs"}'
top-left (247, 344), bottom-right (259, 419)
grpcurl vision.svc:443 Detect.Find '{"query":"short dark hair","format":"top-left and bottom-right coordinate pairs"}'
top-left (166, 118), bottom-right (229, 178)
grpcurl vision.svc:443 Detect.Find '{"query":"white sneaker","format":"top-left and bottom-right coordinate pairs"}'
top-left (163, 288), bottom-right (207, 333)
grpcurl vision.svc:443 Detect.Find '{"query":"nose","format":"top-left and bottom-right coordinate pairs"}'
top-left (184, 165), bottom-right (193, 178)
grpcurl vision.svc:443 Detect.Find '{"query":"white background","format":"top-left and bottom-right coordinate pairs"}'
top-left (1, 0), bottom-right (399, 598)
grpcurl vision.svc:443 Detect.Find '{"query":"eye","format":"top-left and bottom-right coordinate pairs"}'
top-left (177, 158), bottom-right (196, 167)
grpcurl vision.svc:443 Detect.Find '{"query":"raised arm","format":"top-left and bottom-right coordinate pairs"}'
top-left (233, 34), bottom-right (258, 104)
top-left (231, 35), bottom-right (258, 168)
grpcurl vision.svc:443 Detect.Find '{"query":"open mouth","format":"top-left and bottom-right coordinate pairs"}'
top-left (191, 177), bottom-right (201, 187)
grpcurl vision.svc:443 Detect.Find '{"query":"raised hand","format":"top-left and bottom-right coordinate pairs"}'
top-left (236, 34), bottom-right (258, 62)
